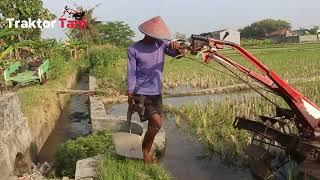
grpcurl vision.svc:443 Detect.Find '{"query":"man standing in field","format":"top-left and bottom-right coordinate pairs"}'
top-left (127, 16), bottom-right (182, 163)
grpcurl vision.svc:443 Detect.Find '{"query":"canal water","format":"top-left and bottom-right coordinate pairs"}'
top-left (161, 114), bottom-right (252, 180)
top-left (37, 73), bottom-right (91, 163)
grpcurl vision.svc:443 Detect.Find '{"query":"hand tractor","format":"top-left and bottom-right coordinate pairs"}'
top-left (175, 33), bottom-right (320, 179)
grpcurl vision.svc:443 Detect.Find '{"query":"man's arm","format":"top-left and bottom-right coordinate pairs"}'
top-left (127, 48), bottom-right (136, 103)
top-left (164, 41), bottom-right (180, 57)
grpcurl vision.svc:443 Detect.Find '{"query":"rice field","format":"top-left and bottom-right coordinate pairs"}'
top-left (163, 42), bottom-right (320, 89)
top-left (165, 79), bottom-right (320, 166)
top-left (96, 42), bottom-right (320, 177)
top-left (162, 43), bottom-right (320, 178)
top-left (96, 42), bottom-right (320, 97)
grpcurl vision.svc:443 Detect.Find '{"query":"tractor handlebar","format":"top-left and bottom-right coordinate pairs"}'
top-left (191, 34), bottom-right (209, 42)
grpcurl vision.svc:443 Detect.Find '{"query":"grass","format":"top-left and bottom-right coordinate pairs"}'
top-left (19, 54), bottom-right (85, 136)
top-left (55, 130), bottom-right (114, 177)
top-left (55, 130), bottom-right (171, 179)
top-left (99, 155), bottom-right (170, 180)
top-left (89, 45), bottom-right (127, 96)
top-left (92, 62), bottom-right (127, 95)
top-left (55, 129), bottom-right (170, 179)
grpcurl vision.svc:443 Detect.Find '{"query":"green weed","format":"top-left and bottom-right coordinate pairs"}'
top-left (55, 130), bottom-right (113, 177)
top-left (54, 129), bottom-right (170, 179)
top-left (89, 46), bottom-right (127, 94)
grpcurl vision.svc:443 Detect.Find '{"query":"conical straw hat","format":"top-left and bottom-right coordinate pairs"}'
top-left (138, 16), bottom-right (170, 40)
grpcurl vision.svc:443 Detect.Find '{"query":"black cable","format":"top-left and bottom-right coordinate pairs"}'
top-left (182, 56), bottom-right (239, 79)
top-left (208, 54), bottom-right (281, 108)
top-left (175, 55), bottom-right (277, 95)
top-left (210, 57), bottom-right (277, 95)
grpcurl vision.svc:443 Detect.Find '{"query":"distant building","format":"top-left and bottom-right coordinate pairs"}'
top-left (267, 29), bottom-right (319, 43)
top-left (200, 28), bottom-right (241, 45)
top-left (266, 29), bottom-right (297, 43)
top-left (293, 29), bottom-right (311, 36)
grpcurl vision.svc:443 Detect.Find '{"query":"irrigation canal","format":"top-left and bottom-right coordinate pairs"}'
top-left (37, 76), bottom-right (256, 179)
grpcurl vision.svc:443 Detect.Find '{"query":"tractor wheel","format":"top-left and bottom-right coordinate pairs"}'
top-left (12, 81), bottom-right (18, 87)
top-left (40, 73), bottom-right (48, 85)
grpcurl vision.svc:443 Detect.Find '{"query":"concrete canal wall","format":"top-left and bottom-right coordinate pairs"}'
top-left (0, 93), bottom-right (32, 178)
top-left (89, 75), bottom-right (165, 153)
top-left (0, 70), bottom-right (79, 179)
top-left (74, 76), bottom-right (166, 179)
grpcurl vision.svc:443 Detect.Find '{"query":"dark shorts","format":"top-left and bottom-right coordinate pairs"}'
top-left (133, 94), bottom-right (163, 122)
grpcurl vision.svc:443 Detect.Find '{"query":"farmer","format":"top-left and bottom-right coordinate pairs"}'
top-left (127, 16), bottom-right (183, 163)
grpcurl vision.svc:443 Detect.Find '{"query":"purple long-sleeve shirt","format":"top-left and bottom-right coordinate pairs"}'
top-left (127, 40), bottom-right (178, 95)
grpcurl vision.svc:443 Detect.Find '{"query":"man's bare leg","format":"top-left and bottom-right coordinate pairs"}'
top-left (142, 113), bottom-right (161, 163)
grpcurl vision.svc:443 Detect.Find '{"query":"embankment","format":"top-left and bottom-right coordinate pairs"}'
top-left (20, 67), bottom-right (79, 158)
top-left (0, 63), bottom-right (82, 178)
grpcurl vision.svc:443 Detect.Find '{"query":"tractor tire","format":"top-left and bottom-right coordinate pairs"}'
top-left (40, 73), bottom-right (48, 85)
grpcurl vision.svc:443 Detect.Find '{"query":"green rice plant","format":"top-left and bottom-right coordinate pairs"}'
top-left (165, 99), bottom-right (255, 166)
top-left (164, 42), bottom-right (320, 90)
top-left (241, 38), bottom-right (273, 47)
top-left (165, 80), bottom-right (320, 167)
top-left (94, 42), bottom-right (320, 96)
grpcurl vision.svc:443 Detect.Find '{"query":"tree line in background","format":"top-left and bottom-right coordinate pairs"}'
top-left (240, 19), bottom-right (291, 39)
top-left (0, 0), bottom-right (59, 68)
top-left (174, 18), bottom-right (319, 42)
top-left (0, 0), bottom-right (135, 91)
top-left (0, 0), bottom-right (55, 40)
top-left (239, 19), bottom-right (319, 39)
top-left (1, 0), bottom-right (319, 66)
top-left (67, 5), bottom-right (134, 48)
top-left (0, 0), bottom-right (135, 67)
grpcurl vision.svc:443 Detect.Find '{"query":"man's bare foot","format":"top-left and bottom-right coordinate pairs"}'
top-left (143, 154), bottom-right (158, 164)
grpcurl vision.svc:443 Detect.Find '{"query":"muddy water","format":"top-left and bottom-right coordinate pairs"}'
top-left (162, 114), bottom-right (251, 180)
top-left (37, 74), bottom-right (91, 162)
top-left (107, 91), bottom-right (256, 180)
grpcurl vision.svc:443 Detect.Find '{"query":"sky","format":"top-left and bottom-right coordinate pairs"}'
top-left (42, 0), bottom-right (320, 41)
